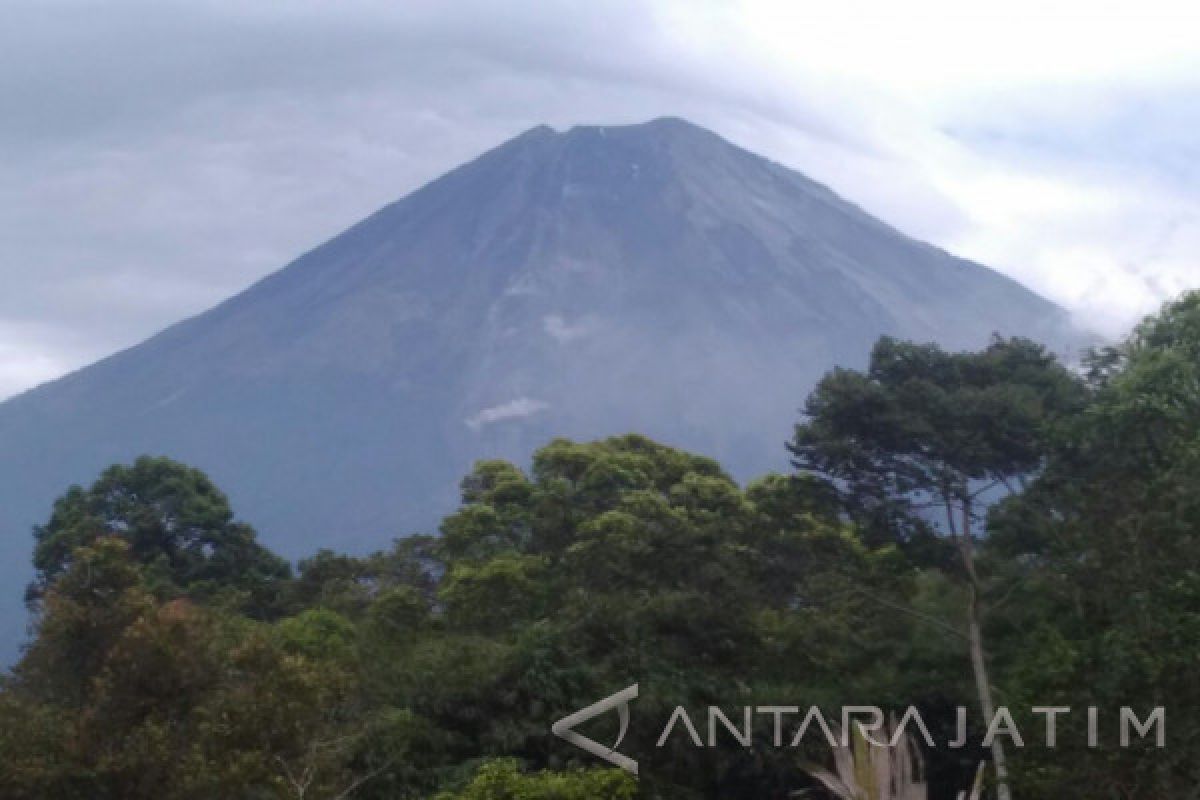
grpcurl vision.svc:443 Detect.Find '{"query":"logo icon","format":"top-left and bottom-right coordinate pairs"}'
top-left (552, 684), bottom-right (639, 775)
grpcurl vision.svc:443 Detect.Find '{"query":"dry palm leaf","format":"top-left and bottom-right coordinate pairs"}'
top-left (799, 717), bottom-right (986, 800)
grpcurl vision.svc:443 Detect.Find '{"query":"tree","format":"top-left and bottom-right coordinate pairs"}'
top-left (790, 335), bottom-right (1084, 800)
top-left (988, 292), bottom-right (1200, 797)
top-left (1, 437), bottom-right (958, 798)
top-left (433, 759), bottom-right (635, 800)
top-left (15, 537), bottom-right (154, 708)
top-left (28, 456), bottom-right (291, 617)
top-left (410, 435), bottom-right (911, 796)
top-left (283, 536), bottom-right (440, 619)
top-left (8, 543), bottom-right (387, 799)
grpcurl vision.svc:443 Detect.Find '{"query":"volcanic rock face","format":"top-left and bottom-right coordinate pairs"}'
top-left (0, 117), bottom-right (1082, 654)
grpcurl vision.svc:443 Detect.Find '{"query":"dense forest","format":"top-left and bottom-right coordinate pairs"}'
top-left (3, 292), bottom-right (1200, 799)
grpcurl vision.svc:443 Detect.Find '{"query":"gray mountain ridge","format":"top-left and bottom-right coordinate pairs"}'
top-left (0, 117), bottom-right (1085, 657)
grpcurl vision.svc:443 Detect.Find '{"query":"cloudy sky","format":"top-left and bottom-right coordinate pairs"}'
top-left (2, 0), bottom-right (1198, 399)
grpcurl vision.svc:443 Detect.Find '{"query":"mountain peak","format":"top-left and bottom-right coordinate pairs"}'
top-left (563, 115), bottom-right (707, 136)
top-left (513, 123), bottom-right (558, 142)
top-left (507, 117), bottom-right (727, 159)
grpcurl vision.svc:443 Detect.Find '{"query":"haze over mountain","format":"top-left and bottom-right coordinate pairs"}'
top-left (0, 117), bottom-right (1084, 655)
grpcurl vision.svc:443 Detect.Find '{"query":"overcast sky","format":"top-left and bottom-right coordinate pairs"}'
top-left (2, 0), bottom-right (1198, 399)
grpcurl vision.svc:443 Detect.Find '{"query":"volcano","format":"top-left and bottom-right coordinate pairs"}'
top-left (0, 117), bottom-right (1083, 654)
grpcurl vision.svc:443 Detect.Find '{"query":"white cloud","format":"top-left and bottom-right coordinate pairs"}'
top-left (465, 397), bottom-right (551, 431)
top-left (0, 323), bottom-right (71, 399)
top-left (2, 0), bottom-right (1199, 398)
top-left (543, 314), bottom-right (594, 344)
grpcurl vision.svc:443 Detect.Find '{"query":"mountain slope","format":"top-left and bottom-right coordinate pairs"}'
top-left (0, 117), bottom-right (1082, 655)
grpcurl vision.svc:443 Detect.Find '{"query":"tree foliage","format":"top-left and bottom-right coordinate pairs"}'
top-left (28, 456), bottom-right (291, 617)
top-left (789, 335), bottom-right (1085, 800)
top-left (5, 295), bottom-right (1200, 799)
top-left (987, 291), bottom-right (1200, 796)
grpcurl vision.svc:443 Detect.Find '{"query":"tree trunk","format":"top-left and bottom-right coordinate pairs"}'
top-left (967, 584), bottom-right (1011, 800)
top-left (958, 496), bottom-right (1013, 800)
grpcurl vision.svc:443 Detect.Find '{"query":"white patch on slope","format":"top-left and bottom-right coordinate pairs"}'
top-left (465, 397), bottom-right (550, 431)
top-left (543, 313), bottom-right (592, 343)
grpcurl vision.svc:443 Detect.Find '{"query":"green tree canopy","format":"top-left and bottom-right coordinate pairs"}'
top-left (789, 334), bottom-right (1085, 800)
top-left (988, 291), bottom-right (1200, 796)
top-left (433, 759), bottom-right (635, 800)
top-left (28, 456), bottom-right (291, 616)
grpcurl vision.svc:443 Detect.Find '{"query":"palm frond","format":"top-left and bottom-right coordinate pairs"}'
top-left (799, 716), bottom-right (986, 800)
